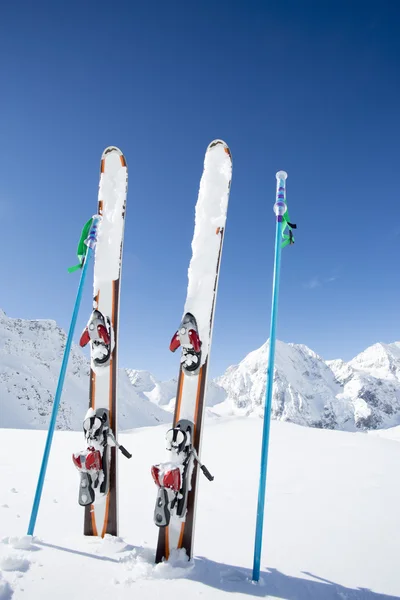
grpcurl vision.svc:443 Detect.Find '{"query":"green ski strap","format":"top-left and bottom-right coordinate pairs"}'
top-left (281, 210), bottom-right (296, 248)
top-left (68, 217), bottom-right (93, 273)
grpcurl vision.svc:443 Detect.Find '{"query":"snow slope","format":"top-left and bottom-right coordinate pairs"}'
top-left (214, 340), bottom-right (400, 430)
top-left (0, 419), bottom-right (399, 599)
top-left (0, 310), bottom-right (170, 431)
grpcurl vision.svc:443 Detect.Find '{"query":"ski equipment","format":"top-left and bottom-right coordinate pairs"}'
top-left (252, 171), bottom-right (296, 582)
top-left (68, 217), bottom-right (95, 273)
top-left (28, 215), bottom-right (101, 536)
top-left (72, 408), bottom-right (131, 507)
top-left (152, 419), bottom-right (214, 528)
top-left (153, 139), bottom-right (232, 562)
top-left (169, 312), bottom-right (202, 374)
top-left (79, 309), bottom-right (113, 367)
top-left (76, 146), bottom-right (128, 538)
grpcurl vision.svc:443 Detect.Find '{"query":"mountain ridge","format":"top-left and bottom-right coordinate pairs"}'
top-left (1, 309), bottom-right (399, 432)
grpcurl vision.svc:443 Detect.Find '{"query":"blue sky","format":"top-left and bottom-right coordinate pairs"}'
top-left (1, 0), bottom-right (400, 380)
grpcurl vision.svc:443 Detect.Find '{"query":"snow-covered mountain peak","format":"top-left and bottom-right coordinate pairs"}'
top-left (0, 311), bottom-right (171, 430)
top-left (126, 369), bottom-right (177, 407)
top-left (215, 339), bottom-right (340, 425)
top-left (287, 342), bottom-right (323, 361)
top-left (126, 369), bottom-right (159, 391)
top-left (349, 342), bottom-right (400, 380)
top-left (213, 338), bottom-right (400, 431)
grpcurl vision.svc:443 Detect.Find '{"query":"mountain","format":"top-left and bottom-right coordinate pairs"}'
top-left (0, 310), bottom-right (170, 431)
top-left (126, 369), bottom-right (177, 409)
top-left (2, 308), bottom-right (400, 432)
top-left (328, 342), bottom-right (400, 429)
top-left (213, 340), bottom-right (400, 430)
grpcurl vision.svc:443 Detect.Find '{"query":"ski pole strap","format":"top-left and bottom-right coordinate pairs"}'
top-left (67, 215), bottom-right (102, 273)
top-left (281, 212), bottom-right (297, 249)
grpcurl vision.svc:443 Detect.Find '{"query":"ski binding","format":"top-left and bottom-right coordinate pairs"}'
top-left (72, 408), bottom-right (131, 507)
top-left (151, 419), bottom-right (213, 527)
top-left (169, 312), bottom-right (202, 375)
top-left (80, 309), bottom-right (113, 367)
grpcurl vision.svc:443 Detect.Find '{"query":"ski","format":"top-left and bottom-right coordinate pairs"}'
top-left (73, 146), bottom-right (129, 537)
top-left (152, 139), bottom-right (232, 562)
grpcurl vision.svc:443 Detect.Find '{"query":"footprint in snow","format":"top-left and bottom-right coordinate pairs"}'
top-left (5, 536), bottom-right (38, 551)
top-left (0, 574), bottom-right (13, 600)
top-left (0, 554), bottom-right (30, 573)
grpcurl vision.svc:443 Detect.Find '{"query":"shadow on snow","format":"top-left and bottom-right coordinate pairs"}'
top-left (188, 556), bottom-right (399, 600)
top-left (36, 541), bottom-right (122, 564)
top-left (33, 541), bottom-right (399, 599)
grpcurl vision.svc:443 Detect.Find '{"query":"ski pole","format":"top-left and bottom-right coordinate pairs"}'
top-left (27, 216), bottom-right (101, 536)
top-left (252, 172), bottom-right (289, 582)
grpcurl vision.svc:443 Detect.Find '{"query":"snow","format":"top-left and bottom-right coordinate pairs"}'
top-left (184, 140), bottom-right (232, 365)
top-left (0, 311), bottom-right (89, 430)
top-left (348, 342), bottom-right (400, 379)
top-left (1, 419), bottom-right (399, 599)
top-left (94, 147), bottom-right (128, 288)
top-left (0, 575), bottom-right (12, 600)
top-left (214, 339), bottom-right (400, 430)
top-left (368, 424), bottom-right (400, 442)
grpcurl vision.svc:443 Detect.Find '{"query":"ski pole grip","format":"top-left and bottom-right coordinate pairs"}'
top-left (119, 445), bottom-right (132, 459)
top-left (201, 465), bottom-right (214, 481)
top-left (85, 215), bottom-right (102, 250)
top-left (274, 171), bottom-right (288, 221)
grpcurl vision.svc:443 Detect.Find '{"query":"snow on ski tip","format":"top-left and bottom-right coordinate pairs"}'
top-left (184, 139), bottom-right (232, 367)
top-left (95, 147), bottom-right (128, 288)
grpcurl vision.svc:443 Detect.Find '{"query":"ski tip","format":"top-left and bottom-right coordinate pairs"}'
top-left (207, 139), bottom-right (231, 158)
top-left (101, 146), bottom-right (128, 170)
top-left (102, 146), bottom-right (123, 157)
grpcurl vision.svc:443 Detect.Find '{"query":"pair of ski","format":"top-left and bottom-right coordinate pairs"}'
top-left (73, 140), bottom-right (233, 561)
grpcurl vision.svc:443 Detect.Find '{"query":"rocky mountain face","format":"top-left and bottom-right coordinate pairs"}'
top-left (213, 340), bottom-right (400, 431)
top-left (0, 310), bottom-right (170, 431)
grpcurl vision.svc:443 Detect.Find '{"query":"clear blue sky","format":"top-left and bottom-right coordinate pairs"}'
top-left (1, 0), bottom-right (399, 380)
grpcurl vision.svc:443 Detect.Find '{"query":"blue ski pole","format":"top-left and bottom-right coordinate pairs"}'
top-left (252, 171), bottom-right (289, 582)
top-left (27, 216), bottom-right (101, 536)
